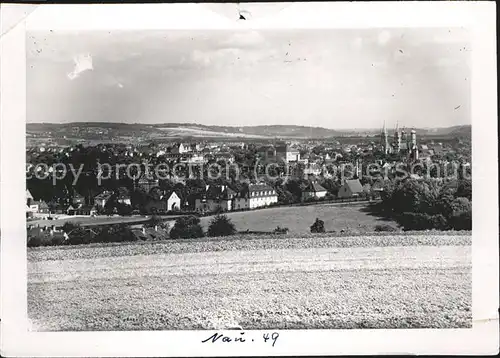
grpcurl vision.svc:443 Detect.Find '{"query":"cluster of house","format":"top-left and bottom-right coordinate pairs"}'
top-left (26, 190), bottom-right (50, 216)
top-left (301, 179), bottom-right (384, 201)
top-left (155, 142), bottom-right (236, 164)
top-left (194, 183), bottom-right (278, 213)
top-left (26, 189), bottom-right (97, 218)
top-left (193, 178), bottom-right (380, 213)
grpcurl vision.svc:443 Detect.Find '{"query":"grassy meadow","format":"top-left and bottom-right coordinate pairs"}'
top-left (200, 203), bottom-right (395, 234)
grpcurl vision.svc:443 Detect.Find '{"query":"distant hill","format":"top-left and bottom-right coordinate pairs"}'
top-left (26, 122), bottom-right (471, 139)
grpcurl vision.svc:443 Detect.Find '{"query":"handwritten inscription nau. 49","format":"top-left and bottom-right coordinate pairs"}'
top-left (202, 332), bottom-right (280, 347)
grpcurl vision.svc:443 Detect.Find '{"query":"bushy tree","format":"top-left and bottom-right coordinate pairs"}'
top-left (116, 202), bottom-right (133, 216)
top-left (455, 179), bottom-right (472, 200)
top-left (276, 186), bottom-right (294, 204)
top-left (65, 226), bottom-right (94, 245)
top-left (94, 224), bottom-right (137, 243)
top-left (447, 197), bottom-right (472, 230)
top-left (62, 222), bottom-right (80, 233)
top-left (145, 214), bottom-right (163, 228)
top-left (399, 212), bottom-right (448, 231)
top-left (170, 215), bottom-right (204, 239)
top-left (380, 178), bottom-right (472, 231)
top-left (374, 224), bottom-right (397, 232)
top-left (207, 214), bottom-right (237, 237)
top-left (310, 218), bottom-right (325, 233)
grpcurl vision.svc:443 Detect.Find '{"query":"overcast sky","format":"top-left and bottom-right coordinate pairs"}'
top-left (27, 28), bottom-right (470, 129)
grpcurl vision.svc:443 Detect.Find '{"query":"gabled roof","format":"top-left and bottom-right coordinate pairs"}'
top-left (34, 200), bottom-right (49, 209)
top-left (204, 185), bottom-right (236, 200)
top-left (77, 204), bottom-right (98, 211)
top-left (239, 184), bottom-right (276, 198)
top-left (73, 192), bottom-right (85, 199)
top-left (258, 145), bottom-right (275, 153)
top-left (26, 189), bottom-right (34, 200)
top-left (248, 184), bottom-right (274, 193)
top-left (138, 174), bottom-right (159, 183)
top-left (371, 178), bottom-right (386, 191)
top-left (304, 182), bottom-right (327, 193)
top-left (165, 190), bottom-right (180, 200)
top-left (343, 179), bottom-right (364, 193)
top-left (95, 191), bottom-right (113, 200)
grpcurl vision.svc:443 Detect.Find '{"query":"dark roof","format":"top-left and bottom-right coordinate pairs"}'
top-left (432, 146), bottom-right (444, 155)
top-left (343, 179), bottom-right (364, 193)
top-left (304, 182), bottom-right (327, 193)
top-left (239, 184), bottom-right (276, 198)
top-left (371, 179), bottom-right (386, 191)
top-left (215, 152), bottom-right (234, 157)
top-left (138, 175), bottom-right (159, 183)
top-left (275, 144), bottom-right (288, 153)
top-left (95, 191), bottom-right (113, 200)
top-left (205, 185), bottom-right (236, 200)
top-left (77, 205), bottom-right (97, 211)
top-left (443, 179), bottom-right (459, 191)
top-left (258, 145), bottom-right (275, 153)
top-left (34, 201), bottom-right (49, 209)
top-left (248, 184), bottom-right (274, 193)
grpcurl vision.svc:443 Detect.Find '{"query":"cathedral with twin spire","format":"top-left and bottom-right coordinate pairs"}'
top-left (380, 122), bottom-right (419, 161)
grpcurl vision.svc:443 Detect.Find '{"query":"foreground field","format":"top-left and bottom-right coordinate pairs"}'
top-left (28, 234), bottom-right (471, 331)
top-left (200, 203), bottom-right (393, 234)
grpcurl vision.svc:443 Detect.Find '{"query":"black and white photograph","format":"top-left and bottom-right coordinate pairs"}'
top-left (1, 2), bottom-right (498, 357)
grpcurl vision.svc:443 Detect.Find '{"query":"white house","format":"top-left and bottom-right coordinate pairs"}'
top-left (165, 191), bottom-right (181, 211)
top-left (170, 143), bottom-right (190, 154)
top-left (337, 179), bottom-right (364, 198)
top-left (286, 150), bottom-right (300, 163)
top-left (302, 182), bottom-right (328, 201)
top-left (234, 184), bottom-right (278, 210)
top-left (94, 191), bottom-right (113, 208)
top-left (186, 153), bottom-right (205, 164)
top-left (303, 164), bottom-right (322, 176)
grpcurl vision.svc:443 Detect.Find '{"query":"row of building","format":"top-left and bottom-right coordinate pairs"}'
top-left (27, 176), bottom-right (373, 219)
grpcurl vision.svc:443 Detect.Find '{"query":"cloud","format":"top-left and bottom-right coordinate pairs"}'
top-left (220, 31), bottom-right (266, 49)
top-left (377, 30), bottom-right (391, 46)
top-left (67, 53), bottom-right (93, 80)
top-left (191, 49), bottom-right (212, 67)
top-left (189, 43), bottom-right (275, 70)
top-left (393, 48), bottom-right (410, 63)
top-left (435, 57), bottom-right (461, 67)
top-left (351, 37), bottom-right (363, 50)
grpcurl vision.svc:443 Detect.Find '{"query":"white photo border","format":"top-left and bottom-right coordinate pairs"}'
top-left (1, 2), bottom-right (498, 356)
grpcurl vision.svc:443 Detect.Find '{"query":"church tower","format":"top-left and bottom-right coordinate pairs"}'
top-left (394, 122), bottom-right (402, 153)
top-left (408, 129), bottom-right (419, 161)
top-left (380, 121), bottom-right (390, 154)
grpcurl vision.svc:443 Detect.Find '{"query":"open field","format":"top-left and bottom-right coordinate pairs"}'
top-left (200, 203), bottom-right (394, 234)
top-left (28, 234), bottom-right (471, 331)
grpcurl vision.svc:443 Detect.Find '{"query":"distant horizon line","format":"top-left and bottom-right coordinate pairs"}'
top-left (26, 121), bottom-right (472, 131)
